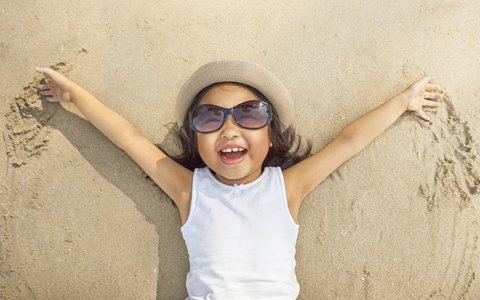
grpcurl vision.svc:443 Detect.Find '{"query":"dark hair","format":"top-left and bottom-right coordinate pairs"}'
top-left (171, 82), bottom-right (312, 170)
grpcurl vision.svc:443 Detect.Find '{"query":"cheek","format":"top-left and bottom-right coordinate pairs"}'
top-left (196, 134), bottom-right (215, 161)
top-left (249, 129), bottom-right (271, 154)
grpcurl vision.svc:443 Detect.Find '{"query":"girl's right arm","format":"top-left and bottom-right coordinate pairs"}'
top-left (36, 67), bottom-right (192, 223)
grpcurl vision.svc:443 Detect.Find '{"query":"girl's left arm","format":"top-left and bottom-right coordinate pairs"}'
top-left (284, 76), bottom-right (443, 208)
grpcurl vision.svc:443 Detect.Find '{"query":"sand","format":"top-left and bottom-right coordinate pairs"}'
top-left (1, 1), bottom-right (480, 299)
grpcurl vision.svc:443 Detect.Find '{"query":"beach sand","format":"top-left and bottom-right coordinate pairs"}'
top-left (1, 1), bottom-right (480, 299)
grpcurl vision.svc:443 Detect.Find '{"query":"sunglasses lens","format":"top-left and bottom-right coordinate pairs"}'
top-left (192, 106), bottom-right (224, 133)
top-left (235, 101), bottom-right (270, 129)
top-left (191, 101), bottom-right (271, 133)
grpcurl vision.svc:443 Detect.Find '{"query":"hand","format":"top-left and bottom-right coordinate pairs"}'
top-left (35, 67), bottom-right (74, 102)
top-left (403, 76), bottom-right (443, 121)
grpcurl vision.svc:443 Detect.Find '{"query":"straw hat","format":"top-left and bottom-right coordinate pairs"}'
top-left (175, 60), bottom-right (294, 128)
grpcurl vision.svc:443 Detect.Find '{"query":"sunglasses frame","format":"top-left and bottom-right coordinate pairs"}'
top-left (189, 100), bottom-right (273, 133)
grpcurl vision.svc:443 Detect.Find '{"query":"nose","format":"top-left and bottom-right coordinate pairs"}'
top-left (220, 115), bottom-right (240, 139)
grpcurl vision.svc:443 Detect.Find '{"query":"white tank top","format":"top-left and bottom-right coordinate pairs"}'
top-left (181, 167), bottom-right (300, 300)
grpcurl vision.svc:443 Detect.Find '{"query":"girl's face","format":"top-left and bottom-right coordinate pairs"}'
top-left (195, 83), bottom-right (272, 185)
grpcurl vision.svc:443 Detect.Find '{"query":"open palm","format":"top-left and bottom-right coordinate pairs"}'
top-left (404, 76), bottom-right (443, 121)
top-left (36, 67), bottom-right (73, 102)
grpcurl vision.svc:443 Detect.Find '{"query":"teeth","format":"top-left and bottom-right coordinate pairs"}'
top-left (221, 147), bottom-right (244, 153)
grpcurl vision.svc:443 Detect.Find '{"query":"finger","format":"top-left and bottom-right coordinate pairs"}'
top-left (416, 75), bottom-right (433, 86)
top-left (35, 66), bottom-right (48, 76)
top-left (425, 83), bottom-right (442, 93)
top-left (422, 99), bottom-right (441, 107)
top-left (38, 84), bottom-right (49, 90)
top-left (44, 96), bottom-right (59, 102)
top-left (416, 109), bottom-right (431, 121)
top-left (40, 90), bottom-right (54, 96)
top-left (424, 92), bottom-right (442, 100)
top-left (35, 67), bottom-right (52, 80)
top-left (35, 66), bottom-right (57, 79)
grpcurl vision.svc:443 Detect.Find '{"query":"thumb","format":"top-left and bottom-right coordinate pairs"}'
top-left (35, 66), bottom-right (58, 79)
top-left (35, 66), bottom-right (45, 74)
top-left (419, 75), bottom-right (433, 84)
top-left (407, 76), bottom-right (433, 98)
top-left (35, 66), bottom-right (49, 78)
top-left (413, 75), bottom-right (433, 88)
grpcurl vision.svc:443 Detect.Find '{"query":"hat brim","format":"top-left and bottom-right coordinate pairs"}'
top-left (175, 60), bottom-right (294, 129)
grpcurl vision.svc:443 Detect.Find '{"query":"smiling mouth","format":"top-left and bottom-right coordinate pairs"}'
top-left (218, 147), bottom-right (248, 163)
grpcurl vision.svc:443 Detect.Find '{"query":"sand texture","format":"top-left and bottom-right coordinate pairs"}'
top-left (1, 1), bottom-right (480, 299)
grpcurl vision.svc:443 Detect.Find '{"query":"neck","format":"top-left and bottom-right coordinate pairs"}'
top-left (213, 169), bottom-right (262, 185)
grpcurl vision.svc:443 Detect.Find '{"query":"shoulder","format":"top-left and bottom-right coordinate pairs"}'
top-left (193, 166), bottom-right (213, 180)
top-left (178, 167), bottom-right (210, 226)
top-left (281, 165), bottom-right (305, 219)
top-left (281, 166), bottom-right (300, 196)
top-left (270, 166), bottom-right (302, 224)
top-left (262, 166), bottom-right (283, 181)
top-left (264, 166), bottom-right (293, 199)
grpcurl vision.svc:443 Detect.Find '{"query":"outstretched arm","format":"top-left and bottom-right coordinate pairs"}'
top-left (36, 67), bottom-right (192, 222)
top-left (284, 76), bottom-right (443, 210)
top-left (336, 76), bottom-right (441, 153)
top-left (36, 67), bottom-right (138, 149)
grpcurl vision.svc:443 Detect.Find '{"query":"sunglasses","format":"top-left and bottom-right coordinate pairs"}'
top-left (189, 100), bottom-right (273, 133)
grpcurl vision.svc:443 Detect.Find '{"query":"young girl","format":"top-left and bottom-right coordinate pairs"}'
top-left (36, 60), bottom-right (442, 299)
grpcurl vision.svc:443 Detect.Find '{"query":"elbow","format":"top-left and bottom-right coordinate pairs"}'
top-left (118, 128), bottom-right (141, 151)
top-left (337, 131), bottom-right (363, 155)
